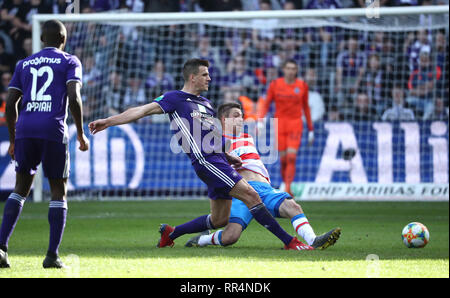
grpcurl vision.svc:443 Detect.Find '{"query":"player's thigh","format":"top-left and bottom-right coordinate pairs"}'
top-left (14, 138), bottom-right (43, 176)
top-left (249, 181), bottom-right (290, 218)
top-left (286, 130), bottom-right (302, 152)
top-left (13, 138), bottom-right (43, 196)
top-left (277, 130), bottom-right (288, 153)
top-left (229, 179), bottom-right (261, 208)
top-left (210, 199), bottom-right (232, 228)
top-left (41, 141), bottom-right (70, 181)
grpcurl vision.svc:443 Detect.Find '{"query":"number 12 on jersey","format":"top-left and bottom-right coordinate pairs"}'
top-left (30, 66), bottom-right (53, 101)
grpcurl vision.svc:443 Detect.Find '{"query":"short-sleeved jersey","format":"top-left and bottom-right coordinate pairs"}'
top-left (259, 77), bottom-right (313, 132)
top-left (8, 47), bottom-right (82, 144)
top-left (225, 133), bottom-right (270, 183)
top-left (155, 90), bottom-right (225, 163)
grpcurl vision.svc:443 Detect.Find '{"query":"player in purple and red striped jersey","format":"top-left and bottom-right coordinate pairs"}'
top-left (89, 58), bottom-right (307, 251)
top-left (0, 20), bottom-right (89, 269)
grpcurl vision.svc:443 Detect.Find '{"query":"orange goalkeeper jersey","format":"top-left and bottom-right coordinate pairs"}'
top-left (258, 78), bottom-right (313, 132)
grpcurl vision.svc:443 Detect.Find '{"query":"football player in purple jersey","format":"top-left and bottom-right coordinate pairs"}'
top-left (0, 20), bottom-right (89, 269)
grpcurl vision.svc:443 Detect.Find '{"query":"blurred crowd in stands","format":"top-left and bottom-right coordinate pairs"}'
top-left (1, 0), bottom-right (448, 125)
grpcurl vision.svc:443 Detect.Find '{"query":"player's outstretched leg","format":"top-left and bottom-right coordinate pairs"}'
top-left (280, 199), bottom-right (341, 250)
top-left (311, 227), bottom-right (341, 250)
top-left (0, 248), bottom-right (10, 268)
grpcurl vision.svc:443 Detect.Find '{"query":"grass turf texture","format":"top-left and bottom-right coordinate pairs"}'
top-left (0, 200), bottom-right (448, 278)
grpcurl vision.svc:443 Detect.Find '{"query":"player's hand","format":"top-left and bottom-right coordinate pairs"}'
top-left (225, 153), bottom-right (242, 169)
top-left (308, 131), bottom-right (314, 146)
top-left (8, 142), bottom-right (14, 160)
top-left (78, 134), bottom-right (89, 152)
top-left (89, 119), bottom-right (109, 135)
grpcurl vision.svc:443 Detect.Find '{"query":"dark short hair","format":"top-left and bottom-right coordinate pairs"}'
top-left (41, 19), bottom-right (66, 46)
top-left (217, 102), bottom-right (243, 120)
top-left (282, 59), bottom-right (298, 68)
top-left (182, 58), bottom-right (209, 81)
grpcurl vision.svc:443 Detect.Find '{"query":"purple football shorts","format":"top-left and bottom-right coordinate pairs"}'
top-left (14, 138), bottom-right (69, 179)
top-left (192, 153), bottom-right (242, 200)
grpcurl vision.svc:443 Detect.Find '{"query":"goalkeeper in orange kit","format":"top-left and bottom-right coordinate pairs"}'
top-left (258, 59), bottom-right (314, 197)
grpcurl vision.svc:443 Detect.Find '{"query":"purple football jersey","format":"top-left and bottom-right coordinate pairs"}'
top-left (8, 47), bottom-right (82, 144)
top-left (155, 90), bottom-right (226, 163)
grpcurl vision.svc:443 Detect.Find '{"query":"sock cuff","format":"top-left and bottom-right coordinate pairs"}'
top-left (211, 230), bottom-right (223, 246)
top-left (8, 193), bottom-right (26, 206)
top-left (249, 203), bottom-right (265, 213)
top-left (49, 200), bottom-right (68, 209)
top-left (291, 213), bottom-right (306, 223)
top-left (206, 214), bottom-right (215, 230)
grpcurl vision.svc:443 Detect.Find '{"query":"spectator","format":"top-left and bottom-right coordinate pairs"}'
top-left (434, 29), bottom-right (447, 98)
top-left (381, 84), bottom-right (415, 121)
top-left (197, 0), bottom-right (242, 11)
top-left (405, 29), bottom-right (431, 71)
top-left (52, 0), bottom-right (69, 14)
top-left (306, 0), bottom-right (341, 9)
top-left (276, 36), bottom-right (308, 71)
top-left (304, 68), bottom-right (325, 122)
top-left (345, 92), bottom-right (377, 121)
top-left (225, 54), bottom-right (259, 99)
top-left (388, 0), bottom-right (419, 6)
top-left (282, 1), bottom-right (298, 9)
top-left (102, 71), bottom-right (125, 115)
top-left (223, 28), bottom-right (251, 66)
top-left (0, 0), bottom-right (23, 35)
top-left (406, 48), bottom-right (439, 117)
top-left (15, 36), bottom-right (31, 61)
top-left (82, 54), bottom-right (102, 88)
top-left (187, 35), bottom-right (224, 78)
top-left (335, 36), bottom-right (366, 109)
top-left (145, 60), bottom-right (176, 99)
top-left (13, 0), bottom-right (52, 43)
top-left (1, 71), bottom-right (12, 93)
top-left (314, 27), bottom-right (337, 104)
top-left (144, 0), bottom-right (180, 12)
top-left (0, 39), bottom-right (14, 74)
top-left (123, 75), bottom-right (146, 108)
top-left (363, 53), bottom-right (389, 117)
top-left (251, 0), bottom-right (278, 41)
top-left (423, 97), bottom-right (449, 121)
top-left (354, 0), bottom-right (388, 8)
top-left (326, 104), bottom-right (343, 121)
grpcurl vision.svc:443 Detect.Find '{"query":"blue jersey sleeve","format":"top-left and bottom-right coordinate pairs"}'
top-left (8, 61), bottom-right (23, 92)
top-left (66, 55), bottom-right (83, 84)
top-left (154, 93), bottom-right (177, 114)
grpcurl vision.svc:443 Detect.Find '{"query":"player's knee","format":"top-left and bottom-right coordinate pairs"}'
top-left (280, 198), bottom-right (303, 217)
top-left (211, 216), bottom-right (228, 229)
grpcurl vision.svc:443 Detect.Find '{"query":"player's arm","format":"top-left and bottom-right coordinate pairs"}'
top-left (67, 81), bottom-right (89, 151)
top-left (257, 81), bottom-right (275, 120)
top-left (302, 83), bottom-right (314, 145)
top-left (89, 102), bottom-right (163, 135)
top-left (5, 88), bottom-right (22, 159)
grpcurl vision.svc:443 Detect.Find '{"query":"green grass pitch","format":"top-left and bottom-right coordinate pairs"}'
top-left (0, 200), bottom-right (448, 278)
